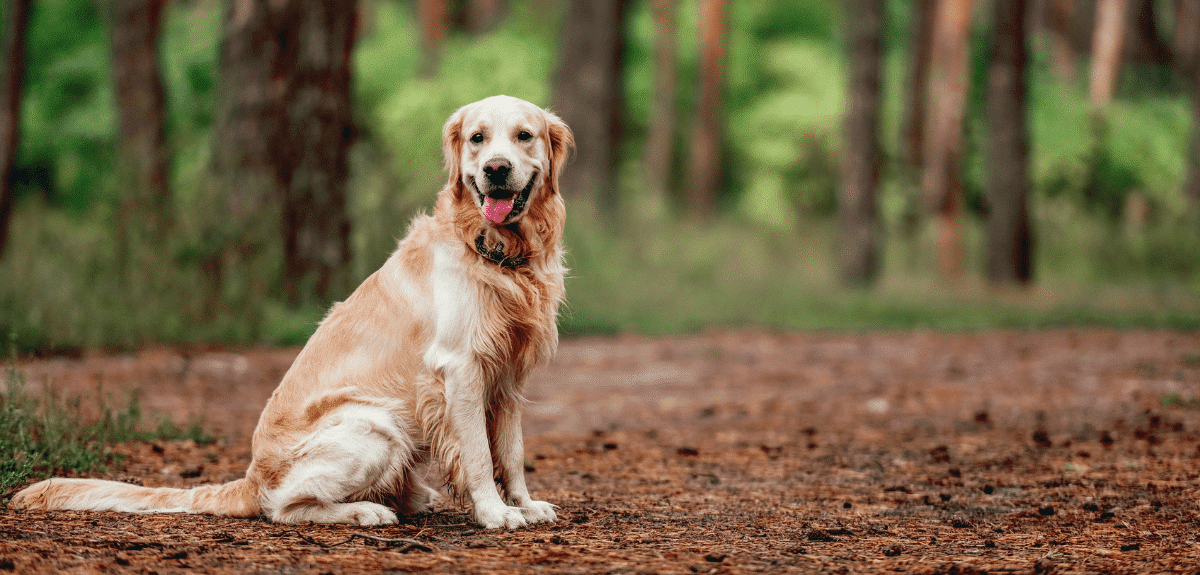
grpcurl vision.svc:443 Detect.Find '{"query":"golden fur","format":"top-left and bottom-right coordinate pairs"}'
top-left (14, 95), bottom-right (574, 529)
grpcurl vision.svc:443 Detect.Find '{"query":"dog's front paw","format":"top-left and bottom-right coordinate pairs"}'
top-left (353, 502), bottom-right (400, 526)
top-left (475, 503), bottom-right (528, 530)
top-left (520, 500), bottom-right (557, 524)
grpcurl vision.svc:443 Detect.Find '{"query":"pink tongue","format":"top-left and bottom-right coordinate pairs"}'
top-left (484, 197), bottom-right (514, 223)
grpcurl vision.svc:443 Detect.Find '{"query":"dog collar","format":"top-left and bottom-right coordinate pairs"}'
top-left (475, 233), bottom-right (527, 268)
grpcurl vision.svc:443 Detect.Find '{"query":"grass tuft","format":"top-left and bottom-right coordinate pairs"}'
top-left (0, 357), bottom-right (214, 501)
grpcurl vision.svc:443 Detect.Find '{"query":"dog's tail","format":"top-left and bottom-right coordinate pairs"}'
top-left (10, 477), bottom-right (259, 518)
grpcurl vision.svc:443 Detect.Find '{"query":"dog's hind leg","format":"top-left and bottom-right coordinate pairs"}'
top-left (261, 404), bottom-right (413, 526)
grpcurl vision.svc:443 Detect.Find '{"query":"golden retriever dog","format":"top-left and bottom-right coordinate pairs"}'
top-left (13, 95), bottom-right (574, 530)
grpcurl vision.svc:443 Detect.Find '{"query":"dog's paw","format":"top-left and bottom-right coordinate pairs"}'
top-left (475, 503), bottom-right (528, 530)
top-left (404, 483), bottom-right (441, 514)
top-left (308, 501), bottom-right (397, 526)
top-left (519, 500), bottom-right (557, 524)
top-left (347, 502), bottom-right (399, 526)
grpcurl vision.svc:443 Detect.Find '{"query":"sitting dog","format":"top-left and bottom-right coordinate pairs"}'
top-left (14, 95), bottom-right (574, 530)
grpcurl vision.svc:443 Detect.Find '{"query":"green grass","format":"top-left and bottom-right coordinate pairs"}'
top-left (558, 207), bottom-right (1200, 336)
top-left (0, 358), bottom-right (214, 501)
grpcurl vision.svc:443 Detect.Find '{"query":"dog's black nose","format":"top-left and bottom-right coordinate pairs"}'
top-left (483, 158), bottom-right (512, 185)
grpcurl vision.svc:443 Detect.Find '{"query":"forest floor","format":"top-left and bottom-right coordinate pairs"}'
top-left (3, 329), bottom-right (1200, 574)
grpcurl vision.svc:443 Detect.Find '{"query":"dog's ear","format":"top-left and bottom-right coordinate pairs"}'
top-left (442, 105), bottom-right (467, 190)
top-left (543, 109), bottom-right (574, 195)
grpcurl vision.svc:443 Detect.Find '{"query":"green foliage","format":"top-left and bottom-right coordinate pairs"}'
top-left (0, 357), bottom-right (213, 499)
top-left (749, 0), bottom-right (837, 42)
top-left (16, 0), bottom-right (116, 212)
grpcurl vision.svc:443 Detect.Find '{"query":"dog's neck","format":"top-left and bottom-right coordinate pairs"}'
top-left (474, 230), bottom-right (527, 268)
top-left (438, 187), bottom-right (562, 270)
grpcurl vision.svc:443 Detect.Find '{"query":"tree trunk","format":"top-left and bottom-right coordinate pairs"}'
top-left (1046, 0), bottom-right (1077, 82)
top-left (900, 0), bottom-right (935, 170)
top-left (551, 0), bottom-right (626, 211)
top-left (985, 0), bottom-right (1033, 285)
top-left (837, 0), bottom-right (883, 286)
top-left (110, 0), bottom-right (171, 243)
top-left (278, 0), bottom-right (356, 304)
top-left (1184, 12), bottom-right (1200, 208)
top-left (462, 0), bottom-right (505, 34)
top-left (1173, 0), bottom-right (1200, 79)
top-left (418, 0), bottom-right (448, 77)
top-left (0, 0), bottom-right (30, 259)
top-left (1090, 0), bottom-right (1129, 112)
top-left (686, 0), bottom-right (727, 221)
top-left (209, 0), bottom-right (355, 307)
top-left (1126, 0), bottom-right (1171, 66)
top-left (208, 0), bottom-right (289, 314)
top-left (644, 0), bottom-right (677, 201)
top-left (212, 0), bottom-right (287, 222)
top-left (921, 0), bottom-right (974, 282)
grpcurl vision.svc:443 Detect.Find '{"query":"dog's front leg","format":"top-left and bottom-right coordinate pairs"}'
top-left (492, 399), bottom-right (557, 524)
top-left (443, 368), bottom-right (528, 529)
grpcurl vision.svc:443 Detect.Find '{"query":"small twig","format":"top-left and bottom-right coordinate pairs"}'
top-left (280, 530), bottom-right (435, 553)
top-left (350, 532), bottom-right (435, 552)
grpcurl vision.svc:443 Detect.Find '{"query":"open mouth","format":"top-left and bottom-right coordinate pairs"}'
top-left (475, 173), bottom-right (537, 224)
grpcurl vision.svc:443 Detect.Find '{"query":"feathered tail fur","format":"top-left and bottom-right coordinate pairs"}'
top-left (11, 477), bottom-right (259, 517)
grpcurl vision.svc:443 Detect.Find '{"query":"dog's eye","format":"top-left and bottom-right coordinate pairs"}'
top-left (517, 131), bottom-right (532, 142)
top-left (470, 133), bottom-right (484, 144)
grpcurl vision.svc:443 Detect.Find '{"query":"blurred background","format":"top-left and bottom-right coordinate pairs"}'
top-left (0, 0), bottom-right (1197, 354)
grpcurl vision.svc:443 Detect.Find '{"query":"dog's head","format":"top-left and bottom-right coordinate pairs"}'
top-left (442, 95), bottom-right (573, 226)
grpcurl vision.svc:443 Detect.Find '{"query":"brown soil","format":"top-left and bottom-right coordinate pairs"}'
top-left (3, 329), bottom-right (1200, 574)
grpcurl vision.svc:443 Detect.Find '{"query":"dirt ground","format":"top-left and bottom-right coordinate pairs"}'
top-left (3, 329), bottom-right (1200, 574)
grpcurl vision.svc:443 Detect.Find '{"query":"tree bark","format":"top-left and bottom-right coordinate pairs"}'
top-left (278, 0), bottom-right (356, 304)
top-left (921, 0), bottom-right (974, 282)
top-left (462, 0), bottom-right (505, 34)
top-left (0, 0), bottom-right (30, 259)
top-left (1173, 0), bottom-right (1200, 79)
top-left (686, 0), bottom-right (727, 221)
top-left (418, 0), bottom-right (448, 77)
top-left (837, 0), bottom-right (883, 286)
top-left (209, 0), bottom-right (355, 306)
top-left (644, 0), bottom-right (677, 201)
top-left (110, 0), bottom-right (171, 242)
top-left (551, 0), bottom-right (626, 210)
top-left (1046, 0), bottom-right (1077, 82)
top-left (900, 0), bottom-right (935, 170)
top-left (985, 0), bottom-right (1033, 285)
top-left (1090, 0), bottom-right (1129, 112)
